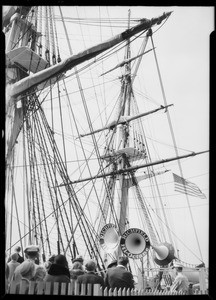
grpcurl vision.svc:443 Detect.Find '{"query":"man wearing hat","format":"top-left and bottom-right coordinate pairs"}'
top-left (104, 256), bottom-right (134, 290)
top-left (72, 255), bottom-right (84, 264)
top-left (107, 259), bottom-right (117, 269)
top-left (24, 245), bottom-right (40, 265)
top-left (169, 262), bottom-right (189, 293)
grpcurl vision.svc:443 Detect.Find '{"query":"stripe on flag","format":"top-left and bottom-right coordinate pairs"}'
top-left (173, 173), bottom-right (206, 199)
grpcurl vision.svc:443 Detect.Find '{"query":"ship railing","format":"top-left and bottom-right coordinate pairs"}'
top-left (6, 280), bottom-right (208, 296)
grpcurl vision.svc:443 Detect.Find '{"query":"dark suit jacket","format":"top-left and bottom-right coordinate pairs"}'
top-left (105, 266), bottom-right (134, 290)
top-left (77, 272), bottom-right (104, 295)
top-left (44, 263), bottom-right (70, 294)
top-left (77, 271), bottom-right (104, 286)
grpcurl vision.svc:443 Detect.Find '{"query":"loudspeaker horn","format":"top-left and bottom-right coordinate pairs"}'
top-left (120, 228), bottom-right (150, 259)
top-left (99, 223), bottom-right (119, 252)
top-left (152, 242), bottom-right (175, 266)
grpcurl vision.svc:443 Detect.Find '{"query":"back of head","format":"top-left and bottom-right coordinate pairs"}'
top-left (11, 252), bottom-right (19, 261)
top-left (72, 261), bottom-right (83, 270)
top-left (54, 254), bottom-right (68, 268)
top-left (173, 262), bottom-right (183, 272)
top-left (85, 260), bottom-right (96, 272)
top-left (14, 246), bottom-right (21, 253)
top-left (15, 260), bottom-right (36, 279)
top-left (48, 254), bottom-right (56, 263)
top-left (72, 255), bottom-right (84, 264)
top-left (118, 256), bottom-right (129, 267)
top-left (34, 266), bottom-right (46, 281)
top-left (176, 266), bottom-right (183, 272)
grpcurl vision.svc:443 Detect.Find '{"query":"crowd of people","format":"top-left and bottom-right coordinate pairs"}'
top-left (5, 245), bottom-right (191, 295)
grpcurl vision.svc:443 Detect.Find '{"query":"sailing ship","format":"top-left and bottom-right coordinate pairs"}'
top-left (4, 6), bottom-right (209, 290)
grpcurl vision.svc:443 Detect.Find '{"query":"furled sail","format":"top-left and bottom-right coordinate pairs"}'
top-left (8, 12), bottom-right (172, 98)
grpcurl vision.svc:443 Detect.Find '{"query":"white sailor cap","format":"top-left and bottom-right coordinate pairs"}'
top-left (24, 245), bottom-right (40, 253)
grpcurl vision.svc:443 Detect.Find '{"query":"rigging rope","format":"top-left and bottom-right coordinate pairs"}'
top-left (38, 85), bottom-right (106, 265)
top-left (52, 6), bottom-right (61, 63)
top-left (38, 6), bottom-right (42, 57)
top-left (59, 6), bottom-right (120, 234)
top-left (49, 6), bottom-right (56, 65)
top-left (45, 6), bottom-right (50, 64)
top-left (31, 111), bottom-right (63, 255)
top-left (150, 32), bottom-right (204, 261)
top-left (38, 100), bottom-right (74, 256)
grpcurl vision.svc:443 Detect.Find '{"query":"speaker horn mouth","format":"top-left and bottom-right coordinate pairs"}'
top-left (120, 228), bottom-right (150, 259)
top-left (152, 242), bottom-right (175, 266)
top-left (99, 223), bottom-right (119, 251)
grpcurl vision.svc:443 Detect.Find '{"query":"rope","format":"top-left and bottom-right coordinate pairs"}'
top-left (58, 6), bottom-right (120, 235)
top-left (26, 116), bottom-right (38, 245)
top-left (48, 6), bottom-right (56, 65)
top-left (38, 88), bottom-right (105, 263)
top-left (52, 6), bottom-right (61, 62)
top-left (38, 6), bottom-right (42, 57)
top-left (32, 113), bottom-right (47, 256)
top-left (28, 107), bottom-right (64, 255)
top-left (45, 6), bottom-right (50, 64)
top-left (38, 100), bottom-right (74, 255)
top-left (150, 33), bottom-right (203, 262)
top-left (25, 93), bottom-right (73, 256)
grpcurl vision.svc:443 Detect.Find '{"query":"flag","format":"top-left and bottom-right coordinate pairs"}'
top-left (173, 173), bottom-right (206, 199)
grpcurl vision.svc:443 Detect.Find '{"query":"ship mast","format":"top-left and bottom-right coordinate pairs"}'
top-left (116, 9), bottom-right (132, 239)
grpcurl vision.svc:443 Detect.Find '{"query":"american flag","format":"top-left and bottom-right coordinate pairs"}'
top-left (173, 173), bottom-right (206, 199)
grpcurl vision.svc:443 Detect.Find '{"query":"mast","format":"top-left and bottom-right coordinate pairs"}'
top-left (117, 9), bottom-right (132, 239)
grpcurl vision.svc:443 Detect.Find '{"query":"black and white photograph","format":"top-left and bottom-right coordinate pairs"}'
top-left (4, 5), bottom-right (213, 296)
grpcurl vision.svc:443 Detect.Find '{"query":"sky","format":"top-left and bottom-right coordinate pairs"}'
top-left (5, 6), bottom-right (213, 268)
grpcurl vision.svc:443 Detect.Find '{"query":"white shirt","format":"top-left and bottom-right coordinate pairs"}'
top-left (7, 261), bottom-right (20, 283)
top-left (170, 272), bottom-right (189, 292)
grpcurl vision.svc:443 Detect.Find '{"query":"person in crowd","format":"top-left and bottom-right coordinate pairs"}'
top-left (44, 254), bottom-right (56, 271)
top-left (72, 255), bottom-right (84, 265)
top-left (70, 261), bottom-right (84, 280)
top-left (33, 266), bottom-right (47, 282)
top-left (107, 259), bottom-right (117, 269)
top-left (31, 265), bottom-right (47, 294)
top-left (44, 254), bottom-right (70, 289)
top-left (24, 245), bottom-right (40, 265)
top-left (77, 260), bottom-right (104, 295)
top-left (13, 245), bottom-right (45, 282)
top-left (188, 283), bottom-right (194, 295)
top-left (12, 260), bottom-right (36, 294)
top-left (7, 252), bottom-right (20, 283)
top-left (104, 256), bottom-right (134, 291)
top-left (7, 246), bottom-right (24, 264)
top-left (152, 274), bottom-right (161, 290)
top-left (169, 263), bottom-right (189, 293)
